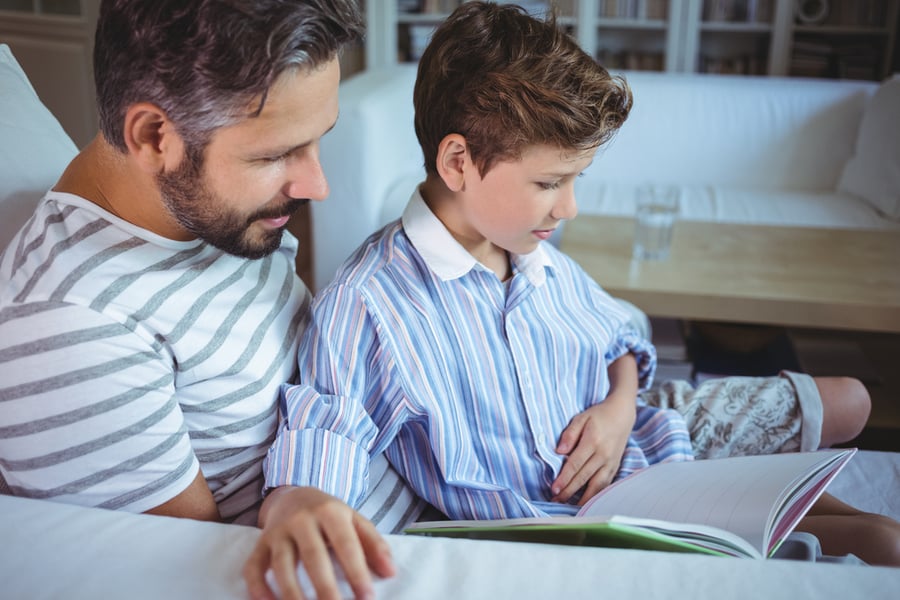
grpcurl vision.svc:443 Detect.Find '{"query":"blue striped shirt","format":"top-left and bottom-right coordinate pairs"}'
top-left (265, 190), bottom-right (693, 520)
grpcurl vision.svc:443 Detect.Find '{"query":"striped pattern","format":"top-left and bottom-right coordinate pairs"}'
top-left (266, 192), bottom-right (693, 522)
top-left (0, 192), bottom-right (308, 524)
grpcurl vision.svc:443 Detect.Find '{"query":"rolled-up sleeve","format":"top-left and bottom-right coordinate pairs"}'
top-left (604, 325), bottom-right (657, 391)
top-left (263, 284), bottom-right (401, 508)
top-left (264, 384), bottom-right (377, 506)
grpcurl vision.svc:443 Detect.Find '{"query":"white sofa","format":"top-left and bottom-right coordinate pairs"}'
top-left (315, 64), bottom-right (900, 290)
top-left (3, 43), bottom-right (900, 599)
top-left (0, 45), bottom-right (78, 250)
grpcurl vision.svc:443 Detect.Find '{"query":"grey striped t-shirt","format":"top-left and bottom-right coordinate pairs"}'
top-left (0, 191), bottom-right (309, 523)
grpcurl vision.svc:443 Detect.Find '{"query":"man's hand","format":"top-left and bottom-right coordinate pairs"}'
top-left (243, 486), bottom-right (395, 600)
top-left (550, 396), bottom-right (634, 505)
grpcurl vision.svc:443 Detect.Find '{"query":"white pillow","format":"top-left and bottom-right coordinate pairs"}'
top-left (837, 75), bottom-right (900, 221)
top-left (0, 44), bottom-right (78, 250)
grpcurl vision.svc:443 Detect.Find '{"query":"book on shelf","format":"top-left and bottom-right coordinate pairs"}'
top-left (405, 448), bottom-right (856, 559)
top-left (704, 0), bottom-right (773, 23)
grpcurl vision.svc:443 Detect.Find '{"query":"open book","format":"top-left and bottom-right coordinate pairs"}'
top-left (405, 448), bottom-right (856, 559)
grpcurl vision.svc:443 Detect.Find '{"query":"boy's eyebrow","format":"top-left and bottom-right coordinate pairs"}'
top-left (541, 159), bottom-right (594, 177)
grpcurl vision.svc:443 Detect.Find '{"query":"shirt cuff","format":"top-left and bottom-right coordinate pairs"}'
top-left (606, 327), bottom-right (657, 391)
top-left (263, 427), bottom-right (370, 508)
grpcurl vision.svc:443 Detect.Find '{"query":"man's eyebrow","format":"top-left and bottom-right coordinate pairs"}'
top-left (254, 120), bottom-right (339, 157)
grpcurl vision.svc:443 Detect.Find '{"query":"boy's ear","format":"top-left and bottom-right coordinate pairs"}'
top-left (122, 102), bottom-right (187, 175)
top-left (435, 133), bottom-right (469, 192)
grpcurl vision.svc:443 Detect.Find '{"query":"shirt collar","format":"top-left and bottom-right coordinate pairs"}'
top-left (401, 186), bottom-right (552, 286)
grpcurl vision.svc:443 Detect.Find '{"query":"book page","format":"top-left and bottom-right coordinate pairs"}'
top-left (577, 449), bottom-right (854, 556)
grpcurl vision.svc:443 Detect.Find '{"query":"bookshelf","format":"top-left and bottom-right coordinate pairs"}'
top-left (366, 1), bottom-right (686, 72)
top-left (685, 0), bottom-right (787, 75)
top-left (781, 0), bottom-right (899, 80)
top-left (590, 0), bottom-right (685, 72)
top-left (364, 0), bottom-right (899, 81)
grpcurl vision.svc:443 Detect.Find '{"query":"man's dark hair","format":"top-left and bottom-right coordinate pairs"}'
top-left (94, 0), bottom-right (364, 152)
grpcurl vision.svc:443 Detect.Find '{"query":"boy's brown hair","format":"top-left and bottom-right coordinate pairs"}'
top-left (413, 1), bottom-right (632, 177)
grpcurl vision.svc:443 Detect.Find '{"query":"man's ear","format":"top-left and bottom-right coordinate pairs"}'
top-left (122, 102), bottom-right (186, 174)
top-left (435, 133), bottom-right (471, 192)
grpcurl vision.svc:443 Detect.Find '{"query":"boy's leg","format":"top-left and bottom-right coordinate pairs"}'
top-left (798, 493), bottom-right (900, 567)
top-left (645, 373), bottom-right (895, 565)
top-left (641, 372), bottom-right (826, 458)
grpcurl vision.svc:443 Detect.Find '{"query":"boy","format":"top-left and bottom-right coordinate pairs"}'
top-left (264, 2), bottom-right (898, 567)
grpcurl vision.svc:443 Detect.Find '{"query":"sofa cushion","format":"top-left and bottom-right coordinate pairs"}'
top-left (0, 44), bottom-right (78, 251)
top-left (575, 182), bottom-right (900, 230)
top-left (838, 75), bottom-right (900, 221)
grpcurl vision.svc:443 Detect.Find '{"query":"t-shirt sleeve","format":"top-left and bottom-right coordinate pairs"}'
top-left (0, 301), bottom-right (198, 512)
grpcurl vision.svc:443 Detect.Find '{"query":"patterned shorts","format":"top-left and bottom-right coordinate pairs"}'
top-left (640, 371), bottom-right (823, 459)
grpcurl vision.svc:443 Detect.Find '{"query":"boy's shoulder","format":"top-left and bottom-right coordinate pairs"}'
top-left (328, 218), bottom-right (417, 289)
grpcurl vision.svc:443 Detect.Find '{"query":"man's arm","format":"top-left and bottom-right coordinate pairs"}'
top-left (145, 469), bottom-right (221, 521)
top-left (0, 305), bottom-right (205, 514)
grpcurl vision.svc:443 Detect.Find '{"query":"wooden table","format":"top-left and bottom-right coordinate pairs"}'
top-left (560, 216), bottom-right (900, 334)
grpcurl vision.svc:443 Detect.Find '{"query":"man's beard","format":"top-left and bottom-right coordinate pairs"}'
top-left (157, 154), bottom-right (305, 259)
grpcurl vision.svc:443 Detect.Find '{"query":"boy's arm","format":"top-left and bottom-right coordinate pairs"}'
top-left (245, 287), bottom-right (401, 599)
top-left (551, 352), bottom-right (639, 504)
top-left (243, 486), bottom-right (394, 600)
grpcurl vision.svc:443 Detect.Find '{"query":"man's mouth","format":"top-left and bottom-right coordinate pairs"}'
top-left (253, 198), bottom-right (309, 228)
top-left (260, 215), bottom-right (291, 228)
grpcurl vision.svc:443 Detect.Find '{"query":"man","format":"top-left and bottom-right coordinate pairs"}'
top-left (0, 2), bottom-right (407, 598)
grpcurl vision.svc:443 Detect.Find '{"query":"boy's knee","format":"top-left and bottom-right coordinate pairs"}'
top-left (816, 376), bottom-right (871, 446)
top-left (842, 377), bottom-right (871, 428)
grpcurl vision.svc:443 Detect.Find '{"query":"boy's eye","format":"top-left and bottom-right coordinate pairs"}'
top-left (539, 181), bottom-right (560, 190)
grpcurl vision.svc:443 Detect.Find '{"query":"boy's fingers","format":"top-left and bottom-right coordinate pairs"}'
top-left (551, 451), bottom-right (583, 496)
top-left (556, 417), bottom-right (585, 454)
top-left (553, 451), bottom-right (601, 501)
top-left (321, 515), bottom-right (377, 600)
top-left (578, 469), bottom-right (615, 506)
top-left (355, 515), bottom-right (396, 578)
top-left (243, 543), bottom-right (278, 600)
top-left (270, 534), bottom-right (307, 600)
top-left (294, 521), bottom-right (341, 600)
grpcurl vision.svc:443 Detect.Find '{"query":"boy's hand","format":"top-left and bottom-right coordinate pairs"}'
top-left (243, 486), bottom-right (395, 600)
top-left (551, 391), bottom-right (635, 505)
